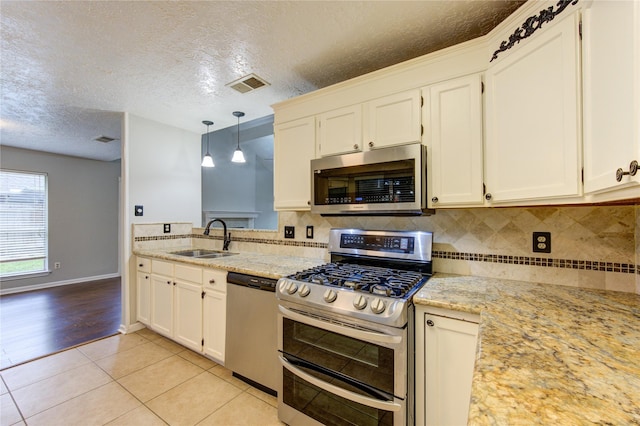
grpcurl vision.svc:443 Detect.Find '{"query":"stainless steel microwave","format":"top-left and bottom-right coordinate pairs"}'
top-left (310, 143), bottom-right (429, 215)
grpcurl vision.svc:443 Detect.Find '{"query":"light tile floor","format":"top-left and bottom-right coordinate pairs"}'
top-left (0, 328), bottom-right (284, 426)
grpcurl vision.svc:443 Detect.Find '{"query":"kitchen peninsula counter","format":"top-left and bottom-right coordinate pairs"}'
top-left (133, 247), bottom-right (326, 280)
top-left (414, 274), bottom-right (640, 425)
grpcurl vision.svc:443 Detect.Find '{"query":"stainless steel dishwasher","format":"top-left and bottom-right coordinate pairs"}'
top-left (225, 272), bottom-right (279, 395)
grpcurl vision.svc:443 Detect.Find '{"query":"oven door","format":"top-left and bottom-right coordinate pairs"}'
top-left (277, 302), bottom-right (408, 426)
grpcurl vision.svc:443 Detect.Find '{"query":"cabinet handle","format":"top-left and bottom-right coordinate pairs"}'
top-left (426, 319), bottom-right (435, 327)
top-left (431, 197), bottom-right (438, 203)
top-left (173, 282), bottom-right (176, 286)
top-left (209, 279), bottom-right (215, 284)
top-left (485, 193), bottom-right (492, 201)
top-left (138, 264), bottom-right (144, 267)
top-left (353, 144), bottom-right (359, 150)
top-left (368, 141), bottom-right (374, 148)
top-left (615, 160), bottom-right (638, 182)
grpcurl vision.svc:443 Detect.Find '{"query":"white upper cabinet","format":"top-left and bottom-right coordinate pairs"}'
top-left (317, 90), bottom-right (422, 157)
top-left (317, 104), bottom-right (363, 156)
top-left (582, 0), bottom-right (640, 198)
top-left (365, 90), bottom-right (422, 150)
top-left (274, 116), bottom-right (316, 210)
top-left (424, 74), bottom-right (484, 207)
top-left (485, 11), bottom-right (582, 204)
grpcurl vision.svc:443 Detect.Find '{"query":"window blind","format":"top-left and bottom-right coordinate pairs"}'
top-left (0, 170), bottom-right (48, 276)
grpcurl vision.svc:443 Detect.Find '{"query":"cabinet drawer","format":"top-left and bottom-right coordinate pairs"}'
top-left (175, 263), bottom-right (202, 284)
top-left (151, 259), bottom-right (173, 276)
top-left (136, 257), bottom-right (151, 273)
top-left (203, 269), bottom-right (227, 293)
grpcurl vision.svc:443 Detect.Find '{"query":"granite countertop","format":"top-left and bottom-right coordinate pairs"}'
top-left (133, 247), bottom-right (326, 279)
top-left (414, 274), bottom-right (640, 425)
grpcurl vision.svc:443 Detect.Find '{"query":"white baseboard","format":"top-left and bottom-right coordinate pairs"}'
top-left (0, 273), bottom-right (121, 295)
top-left (119, 322), bottom-right (146, 334)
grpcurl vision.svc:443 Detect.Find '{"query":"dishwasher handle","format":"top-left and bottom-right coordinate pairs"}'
top-left (227, 272), bottom-right (277, 292)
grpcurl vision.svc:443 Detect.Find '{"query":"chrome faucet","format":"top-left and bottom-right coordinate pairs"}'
top-left (203, 218), bottom-right (231, 250)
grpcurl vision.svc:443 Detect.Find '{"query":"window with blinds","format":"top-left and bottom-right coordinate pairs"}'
top-left (0, 170), bottom-right (48, 277)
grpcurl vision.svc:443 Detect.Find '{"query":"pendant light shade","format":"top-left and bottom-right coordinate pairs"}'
top-left (201, 120), bottom-right (215, 168)
top-left (231, 111), bottom-right (246, 163)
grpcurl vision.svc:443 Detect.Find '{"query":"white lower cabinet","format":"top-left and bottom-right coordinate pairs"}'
top-left (202, 268), bottom-right (227, 363)
top-left (135, 257), bottom-right (151, 324)
top-left (150, 261), bottom-right (175, 337)
top-left (416, 306), bottom-right (479, 426)
top-left (137, 257), bottom-right (228, 361)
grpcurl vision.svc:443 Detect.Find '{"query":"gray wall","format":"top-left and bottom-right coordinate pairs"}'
top-left (0, 146), bottom-right (120, 292)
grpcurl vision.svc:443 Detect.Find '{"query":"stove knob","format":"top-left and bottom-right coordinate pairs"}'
top-left (279, 280), bottom-right (289, 292)
top-left (286, 282), bottom-right (298, 295)
top-left (370, 298), bottom-right (386, 314)
top-left (323, 289), bottom-right (337, 303)
top-left (299, 284), bottom-right (310, 297)
top-left (353, 294), bottom-right (367, 310)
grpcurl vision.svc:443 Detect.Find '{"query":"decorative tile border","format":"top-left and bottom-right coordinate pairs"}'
top-left (133, 235), bottom-right (638, 275)
top-left (135, 234), bottom-right (192, 241)
top-left (433, 251), bottom-right (638, 275)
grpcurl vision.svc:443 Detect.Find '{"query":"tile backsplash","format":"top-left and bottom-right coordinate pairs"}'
top-left (133, 205), bottom-right (639, 294)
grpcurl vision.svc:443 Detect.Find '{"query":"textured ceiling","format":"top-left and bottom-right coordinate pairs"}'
top-left (0, 1), bottom-right (524, 161)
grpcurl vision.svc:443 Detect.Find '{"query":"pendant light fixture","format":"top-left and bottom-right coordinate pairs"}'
top-left (231, 111), bottom-right (246, 163)
top-left (201, 120), bottom-right (215, 168)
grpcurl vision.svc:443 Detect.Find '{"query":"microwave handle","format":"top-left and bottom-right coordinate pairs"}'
top-left (278, 305), bottom-right (402, 346)
top-left (279, 355), bottom-right (402, 412)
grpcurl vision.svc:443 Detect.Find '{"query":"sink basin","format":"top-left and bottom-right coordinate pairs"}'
top-left (170, 249), bottom-right (236, 258)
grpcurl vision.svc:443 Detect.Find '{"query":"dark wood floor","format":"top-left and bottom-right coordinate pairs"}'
top-left (0, 278), bottom-right (121, 370)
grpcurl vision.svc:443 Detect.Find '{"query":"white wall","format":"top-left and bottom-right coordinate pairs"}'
top-left (128, 114), bottom-right (202, 225)
top-left (0, 146), bottom-right (120, 292)
top-left (121, 113), bottom-right (201, 331)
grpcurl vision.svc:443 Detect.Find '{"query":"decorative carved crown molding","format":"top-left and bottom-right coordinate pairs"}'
top-left (490, 0), bottom-right (579, 62)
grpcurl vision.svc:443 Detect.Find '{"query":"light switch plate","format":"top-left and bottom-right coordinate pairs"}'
top-left (306, 226), bottom-right (314, 239)
top-left (134, 205), bottom-right (143, 216)
top-left (164, 224), bottom-right (171, 233)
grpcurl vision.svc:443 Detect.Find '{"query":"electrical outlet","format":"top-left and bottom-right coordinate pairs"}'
top-left (163, 224), bottom-right (171, 233)
top-left (54, 262), bottom-right (61, 269)
top-left (306, 225), bottom-right (314, 239)
top-left (284, 226), bottom-right (295, 239)
top-left (134, 205), bottom-right (144, 216)
top-left (533, 232), bottom-right (551, 253)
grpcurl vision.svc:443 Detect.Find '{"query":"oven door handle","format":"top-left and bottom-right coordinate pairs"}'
top-left (279, 355), bottom-right (402, 412)
top-left (278, 305), bottom-right (402, 346)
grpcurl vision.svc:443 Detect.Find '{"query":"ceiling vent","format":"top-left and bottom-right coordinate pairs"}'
top-left (227, 73), bottom-right (270, 94)
top-left (93, 135), bottom-right (119, 143)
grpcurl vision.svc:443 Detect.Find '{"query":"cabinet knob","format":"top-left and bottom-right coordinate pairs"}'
top-left (353, 144), bottom-right (359, 150)
top-left (368, 141), bottom-right (374, 148)
top-left (145, 275), bottom-right (149, 279)
top-left (426, 319), bottom-right (435, 327)
top-left (431, 196), bottom-right (438, 203)
top-left (209, 279), bottom-right (215, 284)
top-left (138, 264), bottom-right (143, 267)
top-left (485, 193), bottom-right (492, 201)
top-left (166, 280), bottom-right (171, 285)
top-left (615, 160), bottom-right (638, 182)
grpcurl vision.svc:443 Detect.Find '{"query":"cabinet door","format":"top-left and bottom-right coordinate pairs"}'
top-left (136, 271), bottom-right (151, 325)
top-left (422, 312), bottom-right (478, 426)
top-left (174, 280), bottom-right (203, 352)
top-left (203, 289), bottom-right (226, 363)
top-left (425, 75), bottom-right (484, 207)
top-left (274, 117), bottom-right (316, 210)
top-left (150, 274), bottom-right (174, 337)
top-left (583, 0), bottom-right (640, 195)
top-left (317, 104), bottom-right (362, 156)
top-left (485, 12), bottom-right (581, 203)
top-left (366, 90), bottom-right (422, 150)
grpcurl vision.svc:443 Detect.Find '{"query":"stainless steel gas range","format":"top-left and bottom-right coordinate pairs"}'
top-left (276, 228), bottom-right (433, 426)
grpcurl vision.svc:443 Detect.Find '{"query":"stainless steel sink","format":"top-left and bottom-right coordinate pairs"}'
top-left (170, 249), bottom-right (236, 258)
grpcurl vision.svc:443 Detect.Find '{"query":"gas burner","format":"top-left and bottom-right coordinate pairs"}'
top-left (370, 284), bottom-right (392, 297)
